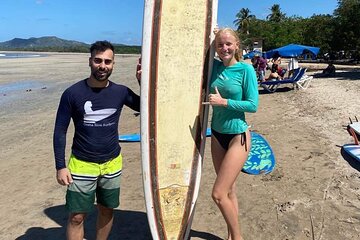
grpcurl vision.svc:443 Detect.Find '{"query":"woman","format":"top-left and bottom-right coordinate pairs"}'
top-left (208, 28), bottom-right (259, 240)
top-left (267, 56), bottom-right (282, 80)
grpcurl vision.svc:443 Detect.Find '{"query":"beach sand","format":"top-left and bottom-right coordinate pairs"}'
top-left (0, 53), bottom-right (360, 240)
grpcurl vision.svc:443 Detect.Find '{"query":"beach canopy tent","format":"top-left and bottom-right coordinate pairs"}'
top-left (264, 44), bottom-right (320, 59)
top-left (243, 50), bottom-right (263, 59)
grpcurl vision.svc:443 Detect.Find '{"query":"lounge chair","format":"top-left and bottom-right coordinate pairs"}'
top-left (260, 68), bottom-right (305, 93)
top-left (296, 73), bottom-right (313, 90)
top-left (347, 118), bottom-right (360, 145)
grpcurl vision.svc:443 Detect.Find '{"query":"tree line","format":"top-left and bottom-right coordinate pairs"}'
top-left (3, 45), bottom-right (141, 54)
top-left (234, 0), bottom-right (360, 60)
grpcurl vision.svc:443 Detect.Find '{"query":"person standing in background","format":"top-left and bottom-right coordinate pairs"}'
top-left (254, 54), bottom-right (267, 82)
top-left (287, 57), bottom-right (299, 77)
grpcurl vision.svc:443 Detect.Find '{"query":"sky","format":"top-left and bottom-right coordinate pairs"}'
top-left (0, 0), bottom-right (338, 45)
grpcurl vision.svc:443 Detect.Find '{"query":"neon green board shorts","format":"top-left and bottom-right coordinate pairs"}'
top-left (66, 154), bottom-right (122, 213)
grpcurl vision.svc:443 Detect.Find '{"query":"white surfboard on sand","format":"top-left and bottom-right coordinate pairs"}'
top-left (140, 0), bottom-right (218, 239)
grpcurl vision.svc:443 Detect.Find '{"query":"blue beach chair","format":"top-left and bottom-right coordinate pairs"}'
top-left (260, 68), bottom-right (308, 93)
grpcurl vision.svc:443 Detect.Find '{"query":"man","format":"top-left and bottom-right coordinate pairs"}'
top-left (53, 41), bottom-right (140, 240)
top-left (322, 62), bottom-right (336, 77)
top-left (288, 57), bottom-right (299, 77)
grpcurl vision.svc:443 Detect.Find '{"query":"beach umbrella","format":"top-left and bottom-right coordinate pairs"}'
top-left (243, 50), bottom-right (263, 59)
top-left (264, 44), bottom-right (320, 59)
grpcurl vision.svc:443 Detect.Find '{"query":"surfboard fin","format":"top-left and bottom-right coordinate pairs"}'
top-left (349, 116), bottom-right (359, 124)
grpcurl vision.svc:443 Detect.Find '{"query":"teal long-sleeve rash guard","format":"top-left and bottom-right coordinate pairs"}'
top-left (210, 59), bottom-right (259, 134)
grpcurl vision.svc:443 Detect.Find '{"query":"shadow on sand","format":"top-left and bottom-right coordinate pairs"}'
top-left (313, 70), bottom-right (360, 81)
top-left (258, 86), bottom-right (293, 94)
top-left (15, 205), bottom-right (152, 240)
top-left (189, 230), bottom-right (223, 240)
top-left (14, 205), bottom-right (222, 240)
top-left (334, 71), bottom-right (360, 81)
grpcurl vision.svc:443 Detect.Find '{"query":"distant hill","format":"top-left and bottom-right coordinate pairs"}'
top-left (0, 36), bottom-right (87, 48)
top-left (0, 36), bottom-right (141, 54)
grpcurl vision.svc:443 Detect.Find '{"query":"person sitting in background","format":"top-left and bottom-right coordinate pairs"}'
top-left (266, 56), bottom-right (286, 80)
top-left (314, 62), bottom-right (337, 78)
top-left (322, 62), bottom-right (336, 77)
top-left (277, 66), bottom-right (287, 78)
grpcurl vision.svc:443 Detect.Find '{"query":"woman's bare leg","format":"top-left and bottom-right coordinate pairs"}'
top-left (211, 131), bottom-right (250, 240)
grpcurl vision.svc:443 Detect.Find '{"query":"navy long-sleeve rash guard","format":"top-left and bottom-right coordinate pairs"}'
top-left (53, 79), bottom-right (140, 170)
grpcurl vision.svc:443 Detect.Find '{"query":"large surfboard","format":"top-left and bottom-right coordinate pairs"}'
top-left (140, 1), bottom-right (218, 239)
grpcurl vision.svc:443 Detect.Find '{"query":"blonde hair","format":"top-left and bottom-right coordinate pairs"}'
top-left (215, 27), bottom-right (242, 61)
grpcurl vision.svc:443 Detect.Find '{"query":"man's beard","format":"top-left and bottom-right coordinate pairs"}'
top-left (92, 69), bottom-right (112, 82)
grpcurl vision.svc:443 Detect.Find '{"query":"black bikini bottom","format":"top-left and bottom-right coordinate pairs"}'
top-left (211, 129), bottom-right (247, 151)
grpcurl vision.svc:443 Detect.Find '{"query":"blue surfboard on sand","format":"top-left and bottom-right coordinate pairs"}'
top-left (119, 128), bottom-right (275, 175)
top-left (342, 144), bottom-right (360, 162)
top-left (118, 133), bottom-right (141, 142)
top-left (245, 131), bottom-right (276, 175)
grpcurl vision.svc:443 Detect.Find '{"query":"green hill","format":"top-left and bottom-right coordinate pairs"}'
top-left (0, 36), bottom-right (141, 54)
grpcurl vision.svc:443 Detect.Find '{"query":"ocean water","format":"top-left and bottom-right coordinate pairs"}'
top-left (0, 52), bottom-right (46, 59)
top-left (0, 80), bottom-right (46, 107)
top-left (0, 81), bottom-right (44, 93)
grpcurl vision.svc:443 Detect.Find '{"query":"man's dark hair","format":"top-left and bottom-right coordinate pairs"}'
top-left (90, 41), bottom-right (114, 55)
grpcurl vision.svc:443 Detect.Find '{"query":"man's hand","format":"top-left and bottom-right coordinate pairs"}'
top-left (213, 25), bottom-right (219, 35)
top-left (136, 57), bottom-right (141, 85)
top-left (56, 168), bottom-right (73, 186)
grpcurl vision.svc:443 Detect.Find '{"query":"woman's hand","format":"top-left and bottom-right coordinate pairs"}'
top-left (208, 87), bottom-right (227, 107)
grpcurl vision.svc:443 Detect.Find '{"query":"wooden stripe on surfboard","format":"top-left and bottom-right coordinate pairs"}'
top-left (141, 0), bottom-right (217, 239)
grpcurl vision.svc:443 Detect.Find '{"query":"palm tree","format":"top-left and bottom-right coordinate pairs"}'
top-left (233, 8), bottom-right (255, 34)
top-left (267, 4), bottom-right (286, 22)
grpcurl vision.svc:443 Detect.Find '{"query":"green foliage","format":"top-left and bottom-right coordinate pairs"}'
top-left (333, 0), bottom-right (360, 53)
top-left (237, 1), bottom-right (360, 59)
top-left (302, 15), bottom-right (335, 54)
top-left (114, 45), bottom-right (141, 54)
top-left (233, 8), bottom-right (255, 34)
top-left (267, 4), bottom-right (286, 22)
top-left (0, 45), bottom-right (141, 54)
top-left (242, 18), bottom-right (304, 51)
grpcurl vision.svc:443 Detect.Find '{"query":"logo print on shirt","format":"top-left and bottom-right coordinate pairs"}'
top-left (83, 101), bottom-right (116, 124)
top-left (218, 73), bottom-right (228, 81)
